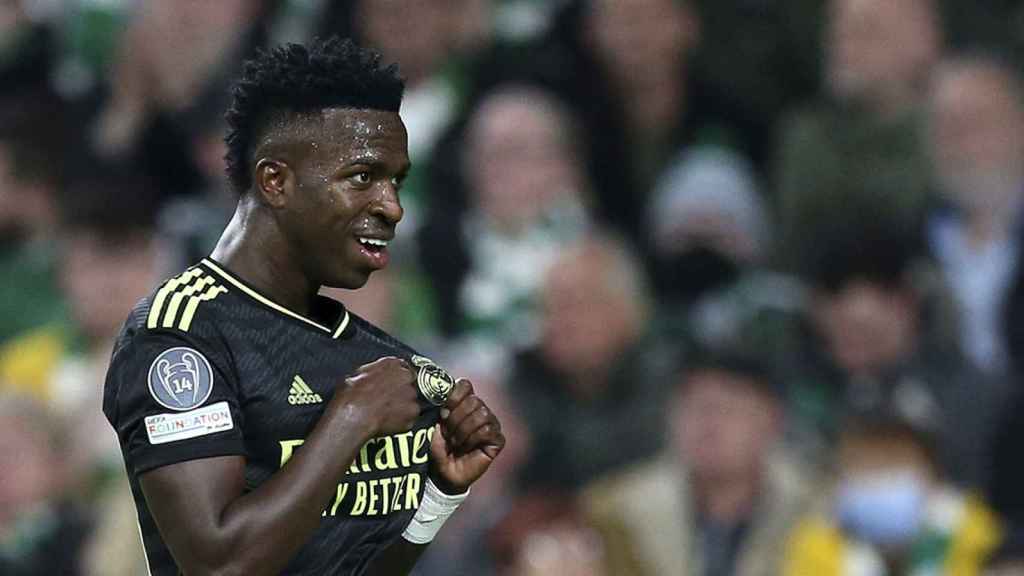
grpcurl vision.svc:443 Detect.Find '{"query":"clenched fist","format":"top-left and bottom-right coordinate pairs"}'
top-left (333, 356), bottom-right (420, 437)
top-left (429, 379), bottom-right (505, 494)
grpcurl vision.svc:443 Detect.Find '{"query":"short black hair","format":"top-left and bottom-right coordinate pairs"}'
top-left (839, 406), bottom-right (942, 473)
top-left (59, 167), bottom-right (157, 245)
top-left (224, 36), bottom-right (405, 195)
top-left (680, 344), bottom-right (784, 400)
top-left (0, 90), bottom-right (69, 189)
top-left (801, 205), bottom-right (925, 294)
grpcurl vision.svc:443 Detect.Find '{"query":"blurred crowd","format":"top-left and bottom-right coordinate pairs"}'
top-left (6, 0), bottom-right (1024, 574)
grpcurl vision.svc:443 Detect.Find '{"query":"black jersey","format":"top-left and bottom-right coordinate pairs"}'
top-left (103, 258), bottom-right (441, 575)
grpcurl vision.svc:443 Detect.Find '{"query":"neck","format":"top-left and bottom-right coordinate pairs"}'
top-left (211, 201), bottom-right (319, 316)
top-left (564, 367), bottom-right (612, 401)
top-left (868, 83), bottom-right (920, 122)
top-left (693, 469), bottom-right (761, 525)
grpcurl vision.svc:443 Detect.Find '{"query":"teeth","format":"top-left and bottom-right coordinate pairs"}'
top-left (357, 237), bottom-right (388, 248)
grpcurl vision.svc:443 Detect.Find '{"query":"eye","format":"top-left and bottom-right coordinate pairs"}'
top-left (391, 176), bottom-right (405, 189)
top-left (350, 172), bottom-right (372, 186)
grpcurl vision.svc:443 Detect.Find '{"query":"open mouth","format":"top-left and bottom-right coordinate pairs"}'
top-left (356, 236), bottom-right (389, 253)
top-left (354, 235), bottom-right (391, 269)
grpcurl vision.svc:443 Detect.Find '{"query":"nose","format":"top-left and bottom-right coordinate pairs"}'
top-left (368, 183), bottom-right (404, 226)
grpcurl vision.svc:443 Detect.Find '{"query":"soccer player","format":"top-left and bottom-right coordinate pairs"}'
top-left (102, 37), bottom-right (505, 575)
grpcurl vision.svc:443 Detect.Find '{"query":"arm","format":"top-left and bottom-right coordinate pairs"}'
top-left (139, 357), bottom-right (421, 576)
top-left (365, 379), bottom-right (505, 576)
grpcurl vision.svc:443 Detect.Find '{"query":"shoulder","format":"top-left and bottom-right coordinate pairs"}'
top-left (108, 266), bottom-right (238, 389)
top-left (0, 323), bottom-right (69, 398)
top-left (765, 449), bottom-right (817, 505)
top-left (582, 458), bottom-right (678, 518)
top-left (140, 265), bottom-right (231, 334)
top-left (782, 515), bottom-right (851, 576)
top-left (940, 491), bottom-right (1003, 564)
top-left (116, 265), bottom-right (234, 348)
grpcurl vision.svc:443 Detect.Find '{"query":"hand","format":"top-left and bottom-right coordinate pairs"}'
top-left (430, 379), bottom-right (505, 494)
top-left (333, 357), bottom-right (419, 437)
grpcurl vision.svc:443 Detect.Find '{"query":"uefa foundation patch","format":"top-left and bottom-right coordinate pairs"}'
top-left (145, 401), bottom-right (234, 445)
top-left (148, 347), bottom-right (214, 411)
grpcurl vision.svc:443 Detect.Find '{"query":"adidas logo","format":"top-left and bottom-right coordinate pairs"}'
top-left (288, 375), bottom-right (323, 405)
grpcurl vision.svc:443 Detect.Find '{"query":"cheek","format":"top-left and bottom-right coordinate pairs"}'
top-left (303, 188), bottom-right (362, 236)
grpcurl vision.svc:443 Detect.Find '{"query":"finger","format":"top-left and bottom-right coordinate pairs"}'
top-left (449, 409), bottom-right (492, 451)
top-left (444, 379), bottom-right (474, 410)
top-left (353, 356), bottom-right (406, 380)
top-left (462, 439), bottom-right (503, 470)
top-left (478, 430), bottom-right (505, 460)
top-left (454, 421), bottom-right (503, 457)
top-left (429, 423), bottom-right (449, 460)
top-left (444, 395), bottom-right (484, 436)
top-left (360, 356), bottom-right (402, 370)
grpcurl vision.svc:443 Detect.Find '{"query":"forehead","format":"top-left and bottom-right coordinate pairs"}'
top-left (471, 92), bottom-right (564, 146)
top-left (934, 64), bottom-right (1020, 113)
top-left (304, 108), bottom-right (408, 164)
top-left (833, 0), bottom-right (928, 26)
top-left (680, 369), bottom-right (767, 400)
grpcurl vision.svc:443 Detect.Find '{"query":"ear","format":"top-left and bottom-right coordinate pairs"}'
top-left (254, 158), bottom-right (293, 208)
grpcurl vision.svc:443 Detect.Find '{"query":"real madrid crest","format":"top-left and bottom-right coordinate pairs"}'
top-left (411, 355), bottom-right (455, 406)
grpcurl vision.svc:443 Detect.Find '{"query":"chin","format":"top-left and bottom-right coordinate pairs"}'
top-left (324, 270), bottom-right (373, 291)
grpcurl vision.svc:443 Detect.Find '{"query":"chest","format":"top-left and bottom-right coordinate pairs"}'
top-left (224, 323), bottom-right (438, 487)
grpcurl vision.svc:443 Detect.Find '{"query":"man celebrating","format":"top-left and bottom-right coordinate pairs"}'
top-left (103, 37), bottom-right (504, 575)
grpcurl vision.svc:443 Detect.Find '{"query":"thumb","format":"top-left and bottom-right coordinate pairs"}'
top-left (429, 423), bottom-right (449, 460)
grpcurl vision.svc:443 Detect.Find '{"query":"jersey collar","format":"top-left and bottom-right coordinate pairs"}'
top-left (201, 258), bottom-right (351, 339)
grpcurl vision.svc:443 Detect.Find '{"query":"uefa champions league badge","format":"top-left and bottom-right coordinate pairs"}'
top-left (412, 355), bottom-right (455, 407)
top-left (148, 347), bottom-right (215, 411)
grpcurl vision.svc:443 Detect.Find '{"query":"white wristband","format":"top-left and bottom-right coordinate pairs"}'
top-left (401, 477), bottom-right (469, 544)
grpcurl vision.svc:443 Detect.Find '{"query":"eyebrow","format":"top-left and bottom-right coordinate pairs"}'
top-left (342, 156), bottom-right (412, 176)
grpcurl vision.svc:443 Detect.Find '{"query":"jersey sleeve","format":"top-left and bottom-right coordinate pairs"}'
top-left (104, 329), bottom-right (246, 476)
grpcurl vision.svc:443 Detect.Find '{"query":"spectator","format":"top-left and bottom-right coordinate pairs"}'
top-left (784, 408), bottom-right (1002, 575)
top-left (790, 213), bottom-right (1005, 487)
top-left (355, 0), bottom-right (482, 154)
top-left (420, 84), bottom-right (590, 354)
top-left (689, 0), bottom-right (824, 169)
top-left (543, 0), bottom-right (755, 243)
top-left (0, 393), bottom-right (91, 576)
top-left (927, 52), bottom-right (1024, 375)
top-left (583, 349), bottom-right (814, 576)
top-left (0, 172), bottom-right (161, 483)
top-left (776, 0), bottom-right (942, 268)
top-left (646, 145), bottom-right (770, 304)
top-left (489, 493), bottom-right (608, 576)
top-left (509, 234), bottom-right (671, 491)
top-left (157, 90), bottom-right (236, 271)
top-left (0, 173), bottom-right (158, 575)
top-left (92, 0), bottom-right (269, 199)
top-left (0, 92), bottom-right (69, 344)
top-left (644, 146), bottom-right (810, 397)
top-left (580, 0), bottom-right (699, 186)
